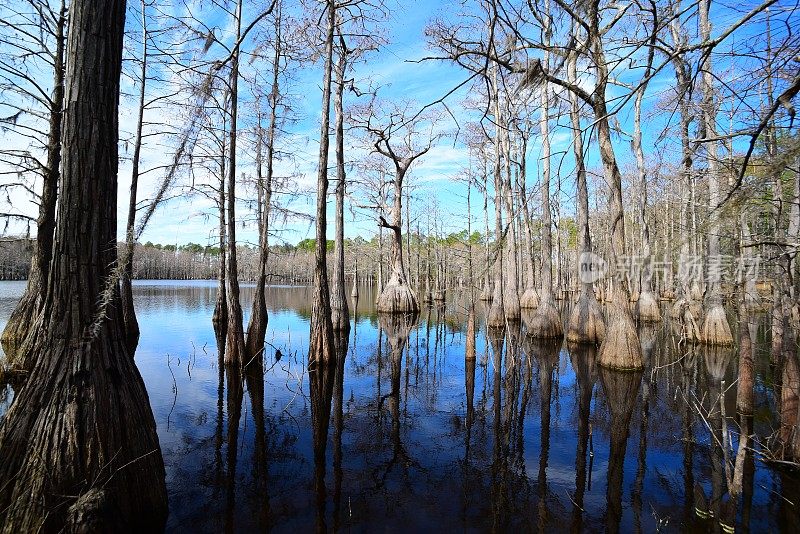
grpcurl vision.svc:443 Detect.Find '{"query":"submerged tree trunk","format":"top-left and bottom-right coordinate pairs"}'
top-left (246, 8), bottom-right (281, 360)
top-left (1, 1), bottom-right (66, 367)
top-left (120, 0), bottom-right (148, 355)
top-left (590, 9), bottom-right (642, 369)
top-left (487, 66), bottom-right (512, 327)
top-left (309, 0), bottom-right (337, 366)
top-left (223, 0), bottom-right (247, 366)
top-left (331, 35), bottom-right (350, 330)
top-left (699, 0), bottom-right (733, 345)
top-left (245, 111), bottom-right (273, 361)
top-left (566, 39), bottom-right (604, 344)
top-left (377, 167), bottom-right (419, 313)
top-left (213, 143), bottom-right (228, 348)
top-left (528, 1), bottom-right (560, 339)
top-left (0, 1), bottom-right (168, 529)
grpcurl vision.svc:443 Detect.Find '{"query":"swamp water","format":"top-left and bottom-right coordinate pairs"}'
top-left (0, 280), bottom-right (798, 532)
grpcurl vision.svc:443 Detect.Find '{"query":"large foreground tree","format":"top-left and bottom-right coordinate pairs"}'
top-left (0, 0), bottom-right (168, 530)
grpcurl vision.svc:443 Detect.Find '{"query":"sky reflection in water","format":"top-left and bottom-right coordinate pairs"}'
top-left (1, 280), bottom-right (798, 532)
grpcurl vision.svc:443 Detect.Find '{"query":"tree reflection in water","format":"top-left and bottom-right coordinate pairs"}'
top-left (59, 282), bottom-right (800, 532)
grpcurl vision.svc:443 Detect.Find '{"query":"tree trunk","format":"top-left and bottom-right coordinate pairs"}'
top-left (224, 0), bottom-right (247, 366)
top-left (632, 51), bottom-right (660, 323)
top-left (566, 38), bottom-right (604, 344)
top-left (592, 33), bottom-right (642, 369)
top-left (488, 66), bottom-right (509, 327)
top-left (699, 0), bottom-right (733, 345)
top-left (120, 0), bottom-right (148, 355)
top-left (0, 1), bottom-right (168, 529)
top-left (331, 37), bottom-right (350, 331)
top-left (246, 8), bottom-right (281, 360)
top-left (481, 169), bottom-right (493, 301)
top-left (376, 167), bottom-right (419, 313)
top-left (528, 7), bottom-right (562, 338)
top-left (309, 0), bottom-right (336, 366)
top-left (213, 142), bottom-right (228, 348)
top-left (1, 1), bottom-right (66, 367)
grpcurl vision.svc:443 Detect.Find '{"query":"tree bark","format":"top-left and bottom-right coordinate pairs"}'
top-left (246, 7), bottom-right (281, 361)
top-left (566, 35), bottom-right (604, 344)
top-left (590, 3), bottom-right (642, 369)
top-left (331, 33), bottom-right (350, 330)
top-left (528, 12), bottom-right (563, 338)
top-left (1, 1), bottom-right (66, 367)
top-left (376, 165), bottom-right (419, 313)
top-left (699, 0), bottom-right (733, 345)
top-left (224, 0), bottom-right (247, 366)
top-left (0, 0), bottom-right (168, 529)
top-left (632, 43), bottom-right (660, 323)
top-left (309, 0), bottom-right (337, 366)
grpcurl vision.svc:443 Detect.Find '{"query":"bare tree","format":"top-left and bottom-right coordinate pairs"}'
top-left (0, 0), bottom-right (168, 528)
top-left (0, 0), bottom-right (67, 367)
top-left (358, 100), bottom-right (438, 314)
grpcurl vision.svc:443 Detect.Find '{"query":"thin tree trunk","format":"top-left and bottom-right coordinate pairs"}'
top-left (120, 0), bottom-right (148, 354)
top-left (331, 33), bottom-right (350, 331)
top-left (224, 0), bottom-right (246, 366)
top-left (529, 4), bottom-right (562, 338)
top-left (246, 7), bottom-right (281, 359)
top-left (0, 1), bottom-right (168, 529)
top-left (309, 0), bottom-right (337, 366)
top-left (1, 1), bottom-right (66, 366)
top-left (632, 39), bottom-right (660, 323)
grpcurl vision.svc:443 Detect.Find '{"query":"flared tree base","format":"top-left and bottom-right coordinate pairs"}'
top-left (598, 302), bottom-right (643, 370)
top-left (524, 299), bottom-right (563, 339)
top-left (566, 293), bottom-right (606, 344)
top-left (376, 282), bottom-right (419, 314)
top-left (701, 304), bottom-right (734, 345)
top-left (520, 287), bottom-right (540, 309)
top-left (635, 290), bottom-right (661, 322)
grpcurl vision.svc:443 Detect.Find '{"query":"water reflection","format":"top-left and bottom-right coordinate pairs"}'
top-left (600, 366), bottom-right (642, 533)
top-left (0, 280), bottom-right (798, 532)
top-left (566, 342), bottom-right (596, 534)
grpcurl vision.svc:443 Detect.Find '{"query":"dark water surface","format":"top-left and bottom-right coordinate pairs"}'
top-left (1, 280), bottom-right (799, 532)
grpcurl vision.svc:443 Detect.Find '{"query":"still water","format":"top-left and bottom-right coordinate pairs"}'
top-left (0, 280), bottom-right (798, 532)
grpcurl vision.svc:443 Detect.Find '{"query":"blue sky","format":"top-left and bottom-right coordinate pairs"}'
top-left (0, 0), bottom-right (793, 249)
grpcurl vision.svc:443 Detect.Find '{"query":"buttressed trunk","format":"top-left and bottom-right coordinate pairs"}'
top-left (589, 10), bottom-right (642, 369)
top-left (699, 0), bottom-right (733, 346)
top-left (224, 0), bottom-right (247, 366)
top-left (566, 42), bottom-right (604, 344)
top-left (308, 0), bottom-right (336, 366)
top-left (376, 167), bottom-right (419, 313)
top-left (0, 0), bottom-right (168, 530)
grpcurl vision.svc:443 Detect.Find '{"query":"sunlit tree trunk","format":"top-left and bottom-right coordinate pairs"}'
top-left (224, 0), bottom-right (247, 366)
top-left (309, 0), bottom-right (337, 365)
top-left (699, 0), bottom-right (733, 345)
top-left (331, 32), bottom-right (350, 331)
top-left (246, 5), bottom-right (281, 360)
top-left (565, 33), bottom-right (604, 344)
